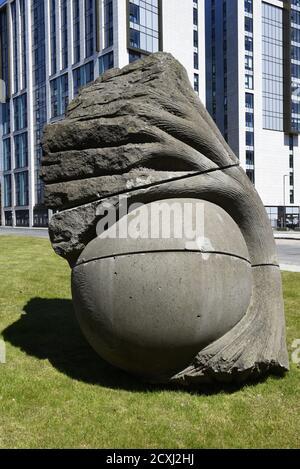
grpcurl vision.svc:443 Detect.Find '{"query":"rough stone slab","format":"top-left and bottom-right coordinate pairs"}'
top-left (44, 170), bottom-right (197, 210)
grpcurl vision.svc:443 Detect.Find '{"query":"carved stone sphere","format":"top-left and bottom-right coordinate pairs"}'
top-left (71, 199), bottom-right (252, 382)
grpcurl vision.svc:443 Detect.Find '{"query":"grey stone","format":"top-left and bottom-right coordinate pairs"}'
top-left (72, 199), bottom-right (252, 382)
top-left (41, 52), bottom-right (289, 385)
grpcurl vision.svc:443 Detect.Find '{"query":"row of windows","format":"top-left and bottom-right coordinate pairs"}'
top-left (3, 172), bottom-right (29, 208)
top-left (262, 2), bottom-right (284, 132)
top-left (244, 0), bottom-right (254, 182)
top-left (3, 209), bottom-right (49, 228)
top-left (129, 0), bottom-right (159, 54)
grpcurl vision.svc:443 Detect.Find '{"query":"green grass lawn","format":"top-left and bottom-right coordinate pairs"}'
top-left (0, 235), bottom-right (299, 449)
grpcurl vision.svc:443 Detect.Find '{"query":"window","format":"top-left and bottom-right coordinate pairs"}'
top-left (245, 92), bottom-right (254, 109)
top-left (104, 0), bottom-right (113, 48)
top-left (130, 29), bottom-right (140, 49)
top-left (262, 3), bottom-right (284, 131)
top-left (128, 0), bottom-right (160, 54)
top-left (129, 50), bottom-right (142, 63)
top-left (73, 62), bottom-right (94, 95)
top-left (19, 0), bottom-right (27, 90)
top-left (245, 17), bottom-right (253, 33)
top-left (290, 190), bottom-right (295, 205)
top-left (194, 52), bottom-right (199, 70)
top-left (4, 175), bottom-right (12, 207)
top-left (194, 74), bottom-right (199, 93)
top-left (245, 74), bottom-right (253, 89)
top-left (245, 36), bottom-right (253, 52)
top-left (193, 8), bottom-right (198, 26)
top-left (11, 1), bottom-right (19, 93)
top-left (85, 0), bottom-right (94, 58)
top-left (50, 0), bottom-right (57, 75)
top-left (73, 0), bottom-right (80, 64)
top-left (16, 210), bottom-right (29, 227)
top-left (4, 212), bottom-right (13, 227)
top-left (246, 150), bottom-right (254, 165)
top-left (50, 74), bottom-right (69, 118)
top-left (3, 139), bottom-right (11, 171)
top-left (2, 103), bottom-right (10, 135)
top-left (246, 131), bottom-right (254, 147)
top-left (14, 94), bottom-right (27, 131)
top-left (266, 206), bottom-right (278, 228)
top-left (245, 0), bottom-right (253, 14)
top-left (15, 171), bottom-right (29, 206)
top-left (15, 133), bottom-right (28, 168)
top-left (245, 55), bottom-right (253, 71)
top-left (246, 169), bottom-right (255, 184)
top-left (194, 30), bottom-right (198, 48)
top-left (246, 112), bottom-right (254, 128)
top-left (129, 2), bottom-right (139, 23)
top-left (99, 52), bottom-right (114, 74)
top-left (61, 0), bottom-right (68, 69)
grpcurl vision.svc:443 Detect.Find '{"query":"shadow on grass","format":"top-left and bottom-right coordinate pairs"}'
top-left (3, 297), bottom-right (277, 394)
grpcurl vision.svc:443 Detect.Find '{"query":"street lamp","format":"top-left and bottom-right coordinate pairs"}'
top-left (283, 174), bottom-right (289, 228)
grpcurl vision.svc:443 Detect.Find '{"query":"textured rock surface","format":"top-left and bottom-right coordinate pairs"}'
top-left (41, 52), bottom-right (289, 385)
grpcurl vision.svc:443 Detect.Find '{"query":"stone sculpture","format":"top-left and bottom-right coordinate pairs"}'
top-left (41, 52), bottom-right (289, 385)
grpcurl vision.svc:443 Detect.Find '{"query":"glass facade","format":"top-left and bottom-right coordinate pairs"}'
top-left (245, 0), bottom-right (254, 183)
top-left (20, 0), bottom-right (27, 90)
top-left (104, 0), bottom-right (113, 48)
top-left (11, 1), bottom-right (19, 93)
top-left (262, 2), bottom-right (284, 131)
top-left (14, 94), bottom-right (27, 131)
top-left (15, 171), bottom-right (29, 207)
top-left (15, 133), bottom-right (28, 169)
top-left (3, 138), bottom-right (11, 171)
top-left (50, 0), bottom-right (57, 75)
top-left (32, 0), bottom-right (47, 207)
top-left (85, 0), bottom-right (94, 58)
top-left (0, 7), bottom-right (9, 93)
top-left (73, 0), bottom-right (80, 64)
top-left (50, 74), bottom-right (69, 118)
top-left (73, 62), bottom-right (94, 95)
top-left (290, 0), bottom-right (300, 132)
top-left (3, 175), bottom-right (12, 207)
top-left (128, 0), bottom-right (160, 54)
top-left (61, 0), bottom-right (68, 69)
top-left (99, 52), bottom-right (114, 74)
top-left (223, 0), bottom-right (227, 139)
top-left (194, 1), bottom-right (199, 83)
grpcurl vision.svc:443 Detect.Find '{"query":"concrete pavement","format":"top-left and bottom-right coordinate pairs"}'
top-left (0, 226), bottom-right (49, 238)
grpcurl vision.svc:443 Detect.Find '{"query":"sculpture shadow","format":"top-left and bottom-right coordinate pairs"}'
top-left (2, 297), bottom-right (276, 394)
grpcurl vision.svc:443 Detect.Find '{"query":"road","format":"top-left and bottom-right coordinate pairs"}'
top-left (276, 239), bottom-right (300, 272)
top-left (1, 227), bottom-right (300, 271)
top-left (0, 227), bottom-right (49, 238)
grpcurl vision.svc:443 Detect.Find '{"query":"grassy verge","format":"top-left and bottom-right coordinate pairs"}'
top-left (0, 236), bottom-right (299, 448)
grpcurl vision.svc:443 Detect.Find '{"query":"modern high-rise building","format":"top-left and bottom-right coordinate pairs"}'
top-left (206, 0), bottom-right (300, 229)
top-left (0, 0), bottom-right (205, 227)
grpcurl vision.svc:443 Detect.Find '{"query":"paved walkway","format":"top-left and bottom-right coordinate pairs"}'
top-left (273, 230), bottom-right (300, 240)
top-left (0, 227), bottom-right (49, 238)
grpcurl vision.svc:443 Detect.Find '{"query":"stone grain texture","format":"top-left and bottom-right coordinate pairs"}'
top-left (41, 52), bottom-right (289, 385)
